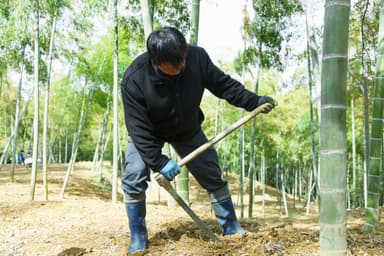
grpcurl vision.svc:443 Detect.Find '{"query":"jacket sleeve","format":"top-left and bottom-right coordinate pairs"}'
top-left (200, 48), bottom-right (260, 111)
top-left (121, 77), bottom-right (169, 172)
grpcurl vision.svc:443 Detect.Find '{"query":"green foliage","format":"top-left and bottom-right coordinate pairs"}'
top-left (73, 24), bottom-right (135, 90)
top-left (48, 78), bottom-right (82, 150)
top-left (153, 0), bottom-right (190, 33)
top-left (125, 0), bottom-right (190, 36)
top-left (0, 83), bottom-right (16, 144)
top-left (235, 0), bottom-right (303, 73)
top-left (348, 0), bottom-right (379, 98)
top-left (0, 1), bottom-right (33, 72)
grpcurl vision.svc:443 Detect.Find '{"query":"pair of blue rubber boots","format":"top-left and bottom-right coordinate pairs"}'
top-left (125, 186), bottom-right (243, 253)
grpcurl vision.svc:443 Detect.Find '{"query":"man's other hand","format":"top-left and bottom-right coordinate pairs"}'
top-left (257, 96), bottom-right (277, 113)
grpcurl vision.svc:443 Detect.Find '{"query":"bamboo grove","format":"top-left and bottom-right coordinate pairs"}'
top-left (0, 0), bottom-right (383, 254)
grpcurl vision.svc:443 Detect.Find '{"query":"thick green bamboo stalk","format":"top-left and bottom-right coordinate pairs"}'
top-left (305, 0), bottom-right (319, 211)
top-left (365, 0), bottom-right (384, 234)
top-left (190, 0), bottom-right (200, 45)
top-left (319, 0), bottom-right (350, 255)
top-left (176, 0), bottom-right (201, 204)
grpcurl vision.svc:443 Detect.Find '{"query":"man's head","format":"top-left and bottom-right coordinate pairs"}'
top-left (147, 27), bottom-right (187, 76)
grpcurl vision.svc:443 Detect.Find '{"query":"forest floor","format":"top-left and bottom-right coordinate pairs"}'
top-left (0, 162), bottom-right (383, 256)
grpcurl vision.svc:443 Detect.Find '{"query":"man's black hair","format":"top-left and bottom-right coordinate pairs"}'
top-left (147, 27), bottom-right (188, 68)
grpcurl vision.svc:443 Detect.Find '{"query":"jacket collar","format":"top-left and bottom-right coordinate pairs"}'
top-left (149, 60), bottom-right (186, 86)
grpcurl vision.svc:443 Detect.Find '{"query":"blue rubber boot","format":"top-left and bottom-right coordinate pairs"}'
top-left (210, 186), bottom-right (245, 235)
top-left (125, 201), bottom-right (148, 253)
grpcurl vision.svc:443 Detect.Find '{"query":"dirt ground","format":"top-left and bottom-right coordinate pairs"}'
top-left (0, 163), bottom-right (383, 256)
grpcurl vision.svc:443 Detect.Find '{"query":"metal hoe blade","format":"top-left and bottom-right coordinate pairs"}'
top-left (156, 175), bottom-right (219, 241)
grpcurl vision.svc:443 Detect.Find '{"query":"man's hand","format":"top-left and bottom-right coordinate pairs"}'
top-left (160, 159), bottom-right (180, 181)
top-left (257, 96), bottom-right (277, 113)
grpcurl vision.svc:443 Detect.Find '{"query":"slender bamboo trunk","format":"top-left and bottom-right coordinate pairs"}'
top-left (299, 167), bottom-right (302, 202)
top-left (293, 168), bottom-right (297, 208)
top-left (305, 5), bottom-right (319, 204)
top-left (217, 101), bottom-right (228, 177)
top-left (306, 167), bottom-right (313, 216)
top-left (98, 128), bottom-right (111, 183)
top-left (261, 147), bottom-right (265, 217)
top-left (276, 153), bottom-right (281, 210)
top-left (119, 140), bottom-right (124, 176)
top-left (92, 123), bottom-right (104, 172)
top-left (281, 169), bottom-right (288, 217)
top-left (10, 59), bottom-right (25, 181)
top-left (58, 137), bottom-right (62, 163)
top-left (2, 111), bottom-right (6, 138)
top-left (347, 158), bottom-right (350, 210)
top-left (248, 44), bottom-right (261, 218)
top-left (97, 101), bottom-right (110, 181)
top-left (140, 0), bottom-right (153, 39)
top-left (65, 128), bottom-right (69, 163)
top-left (48, 141), bottom-right (55, 163)
top-left (47, 135), bottom-right (55, 163)
top-left (361, 0), bottom-right (370, 209)
top-left (112, 0), bottom-right (119, 203)
top-left (351, 98), bottom-right (357, 209)
top-left (239, 121), bottom-right (245, 218)
top-left (30, 0), bottom-right (40, 201)
top-left (214, 99), bottom-right (220, 136)
top-left (42, 14), bottom-right (57, 201)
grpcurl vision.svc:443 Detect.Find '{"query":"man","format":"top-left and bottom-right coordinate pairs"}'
top-left (17, 150), bottom-right (25, 165)
top-left (121, 26), bottom-right (276, 253)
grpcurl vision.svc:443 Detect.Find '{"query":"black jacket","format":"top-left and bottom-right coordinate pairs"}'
top-left (121, 46), bottom-right (260, 171)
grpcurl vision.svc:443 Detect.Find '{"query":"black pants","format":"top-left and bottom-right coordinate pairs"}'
top-left (121, 129), bottom-right (227, 197)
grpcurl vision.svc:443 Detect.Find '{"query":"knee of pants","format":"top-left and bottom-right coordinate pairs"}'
top-left (121, 159), bottom-right (150, 195)
top-left (124, 191), bottom-right (146, 204)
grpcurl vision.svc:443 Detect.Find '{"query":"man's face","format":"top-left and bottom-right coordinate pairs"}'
top-left (157, 61), bottom-right (185, 76)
